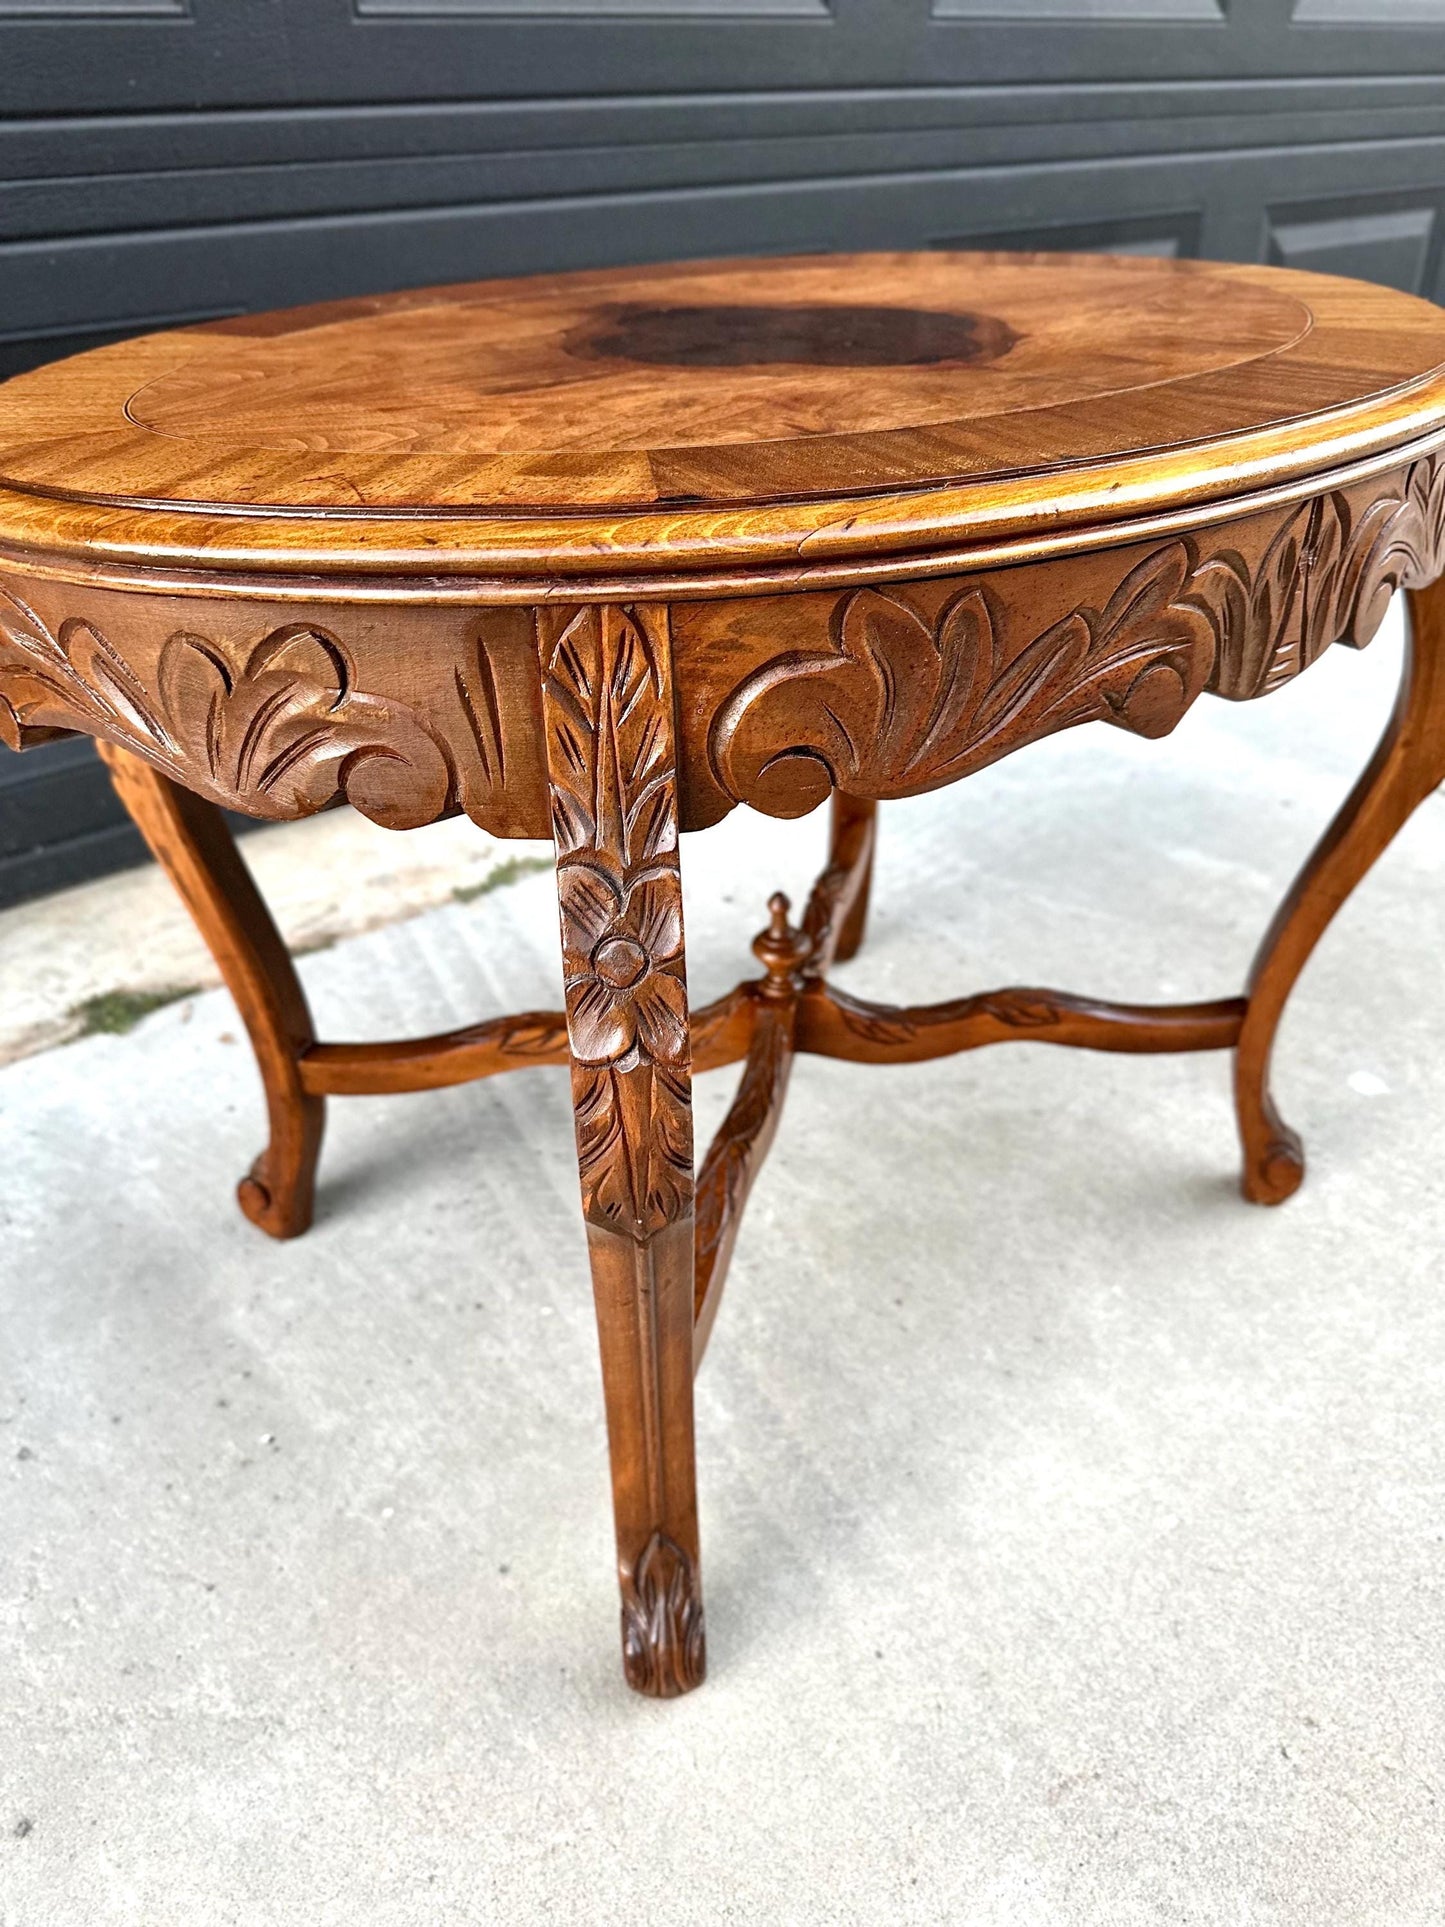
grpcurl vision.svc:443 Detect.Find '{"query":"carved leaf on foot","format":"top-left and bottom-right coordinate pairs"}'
top-left (710, 545), bottom-right (1218, 816)
top-left (620, 1529), bottom-right (706, 1698)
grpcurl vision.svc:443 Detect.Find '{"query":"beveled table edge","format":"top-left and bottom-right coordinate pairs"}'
top-left (5, 355), bottom-right (1445, 585)
top-left (3, 421), bottom-right (1444, 608)
top-left (4, 254), bottom-right (1444, 537)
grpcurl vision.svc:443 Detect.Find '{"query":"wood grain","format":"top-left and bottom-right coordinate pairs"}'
top-left (698, 454), bottom-right (1445, 821)
top-left (6, 452), bottom-right (1442, 841)
top-left (541, 601), bottom-right (704, 1699)
top-left (296, 986), bottom-right (755, 1097)
top-left (692, 803), bottom-right (875, 1371)
top-left (796, 983), bottom-right (1247, 1064)
top-left (98, 741), bottom-right (324, 1238)
top-left (1235, 572), bottom-right (1445, 1205)
top-left (1, 254), bottom-right (1444, 581)
top-left (7, 251), bottom-right (1445, 1701)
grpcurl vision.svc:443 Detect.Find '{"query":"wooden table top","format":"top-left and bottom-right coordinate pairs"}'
top-left (3, 251), bottom-right (1445, 586)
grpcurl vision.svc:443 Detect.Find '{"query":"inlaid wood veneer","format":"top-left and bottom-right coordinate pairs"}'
top-left (4, 252), bottom-right (1445, 1697)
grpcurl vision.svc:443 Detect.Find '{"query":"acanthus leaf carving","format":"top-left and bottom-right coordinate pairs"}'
top-left (710, 542), bottom-right (1218, 818)
top-left (1205, 455), bottom-right (1445, 699)
top-left (572, 1060), bottom-right (694, 1238)
top-left (0, 589), bottom-right (169, 756)
top-left (833, 985), bottom-right (1066, 1049)
top-left (454, 641), bottom-right (505, 795)
top-left (485, 1011), bottom-right (571, 1060)
top-left (619, 1529), bottom-right (706, 1699)
top-left (153, 622), bottom-right (452, 830)
top-left (0, 588), bottom-right (452, 830)
top-left (710, 453), bottom-right (1445, 816)
top-left (540, 603), bottom-right (694, 1242)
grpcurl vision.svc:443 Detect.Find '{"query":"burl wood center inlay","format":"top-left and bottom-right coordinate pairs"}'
top-left (565, 301), bottom-right (1020, 368)
top-left (10, 253), bottom-right (1320, 505)
top-left (4, 251), bottom-right (1445, 1698)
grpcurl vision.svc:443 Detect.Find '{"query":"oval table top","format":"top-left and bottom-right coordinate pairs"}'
top-left (2, 252), bottom-right (1445, 589)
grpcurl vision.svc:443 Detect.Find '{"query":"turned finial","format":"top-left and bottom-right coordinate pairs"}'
top-left (752, 891), bottom-right (812, 994)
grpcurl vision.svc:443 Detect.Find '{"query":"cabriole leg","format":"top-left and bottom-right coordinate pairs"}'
top-left (541, 604), bottom-right (705, 1697)
top-left (1236, 582), bottom-right (1445, 1203)
top-left (98, 742), bottom-right (324, 1238)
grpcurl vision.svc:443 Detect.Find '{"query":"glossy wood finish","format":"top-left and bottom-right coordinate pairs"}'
top-left (811, 795), bottom-right (875, 968)
top-left (1236, 583), bottom-right (1445, 1205)
top-left (298, 986), bottom-right (755, 1098)
top-left (5, 253), bottom-right (1445, 1698)
top-left (97, 741), bottom-right (324, 1239)
top-left (796, 983), bottom-right (1248, 1065)
top-left (541, 603), bottom-right (704, 1698)
top-left (3, 254), bottom-right (1445, 584)
top-left (5, 444), bottom-right (1444, 848)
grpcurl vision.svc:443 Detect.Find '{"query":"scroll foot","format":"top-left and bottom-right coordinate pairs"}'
top-left (542, 602), bottom-right (706, 1696)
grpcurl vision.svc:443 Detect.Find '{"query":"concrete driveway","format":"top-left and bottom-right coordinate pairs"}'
top-left (3, 603), bottom-right (1443, 1926)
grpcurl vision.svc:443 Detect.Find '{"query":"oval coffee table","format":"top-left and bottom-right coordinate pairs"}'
top-left (4, 253), bottom-right (1445, 1698)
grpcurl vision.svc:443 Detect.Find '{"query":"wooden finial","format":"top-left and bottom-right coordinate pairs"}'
top-left (752, 890), bottom-right (812, 994)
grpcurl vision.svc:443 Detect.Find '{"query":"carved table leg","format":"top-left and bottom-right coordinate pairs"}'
top-left (829, 795), bottom-right (876, 963)
top-left (1236, 582), bottom-right (1445, 1204)
top-left (541, 605), bottom-right (705, 1697)
top-left (98, 742), bottom-right (324, 1238)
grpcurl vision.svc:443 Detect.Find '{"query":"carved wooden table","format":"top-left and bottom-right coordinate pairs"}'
top-left (4, 253), bottom-right (1445, 1698)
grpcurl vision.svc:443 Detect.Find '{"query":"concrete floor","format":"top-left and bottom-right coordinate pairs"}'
top-left (3, 603), bottom-right (1445, 1925)
top-left (0, 806), bottom-right (545, 1067)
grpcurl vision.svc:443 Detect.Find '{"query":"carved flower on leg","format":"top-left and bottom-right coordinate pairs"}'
top-left (560, 860), bottom-right (687, 1069)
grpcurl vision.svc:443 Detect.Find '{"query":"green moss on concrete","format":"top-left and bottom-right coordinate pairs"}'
top-left (71, 986), bottom-right (200, 1038)
top-left (452, 855), bottom-right (552, 905)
